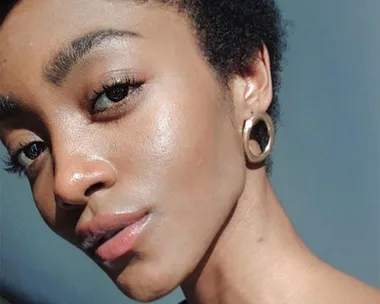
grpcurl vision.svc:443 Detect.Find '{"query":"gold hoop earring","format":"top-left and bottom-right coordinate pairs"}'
top-left (243, 112), bottom-right (275, 164)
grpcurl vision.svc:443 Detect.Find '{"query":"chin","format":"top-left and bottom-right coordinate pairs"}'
top-left (97, 254), bottom-right (183, 302)
top-left (115, 265), bottom-right (181, 302)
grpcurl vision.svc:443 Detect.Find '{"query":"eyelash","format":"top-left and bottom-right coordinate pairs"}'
top-left (88, 76), bottom-right (144, 114)
top-left (2, 141), bottom-right (38, 176)
top-left (3, 156), bottom-right (25, 176)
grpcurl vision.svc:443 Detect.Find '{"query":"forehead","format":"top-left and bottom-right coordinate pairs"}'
top-left (0, 0), bottom-right (183, 89)
top-left (1, 0), bottom-right (138, 54)
top-left (1, 0), bottom-right (151, 37)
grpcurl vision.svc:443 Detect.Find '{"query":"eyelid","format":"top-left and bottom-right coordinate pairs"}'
top-left (86, 69), bottom-right (140, 93)
top-left (85, 69), bottom-right (143, 100)
top-left (88, 76), bottom-right (137, 102)
top-left (85, 77), bottom-right (145, 122)
top-left (3, 140), bottom-right (47, 176)
top-left (5, 132), bottom-right (45, 160)
top-left (8, 139), bottom-right (34, 157)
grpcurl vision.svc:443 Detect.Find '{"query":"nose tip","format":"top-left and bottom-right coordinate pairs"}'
top-left (54, 158), bottom-right (117, 208)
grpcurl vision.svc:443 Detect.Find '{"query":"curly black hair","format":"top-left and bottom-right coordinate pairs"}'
top-left (1, 0), bottom-right (287, 170)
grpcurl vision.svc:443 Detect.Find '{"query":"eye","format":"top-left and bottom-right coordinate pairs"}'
top-left (17, 141), bottom-right (46, 169)
top-left (3, 141), bottom-right (47, 176)
top-left (93, 83), bottom-right (130, 113)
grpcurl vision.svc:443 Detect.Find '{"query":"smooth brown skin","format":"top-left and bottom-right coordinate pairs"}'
top-left (1, 1), bottom-right (379, 303)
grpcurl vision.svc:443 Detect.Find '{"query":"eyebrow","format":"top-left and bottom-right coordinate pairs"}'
top-left (43, 29), bottom-right (140, 86)
top-left (0, 95), bottom-right (24, 123)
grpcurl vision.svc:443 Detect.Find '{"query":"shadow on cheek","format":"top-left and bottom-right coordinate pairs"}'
top-left (52, 206), bottom-right (84, 242)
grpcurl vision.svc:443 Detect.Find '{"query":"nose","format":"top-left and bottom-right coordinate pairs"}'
top-left (54, 155), bottom-right (117, 209)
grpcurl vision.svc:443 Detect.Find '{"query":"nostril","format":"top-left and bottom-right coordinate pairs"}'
top-left (56, 198), bottom-right (82, 211)
top-left (85, 182), bottom-right (105, 197)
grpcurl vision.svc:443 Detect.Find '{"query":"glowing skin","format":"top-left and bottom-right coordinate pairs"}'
top-left (0, 1), bottom-right (379, 303)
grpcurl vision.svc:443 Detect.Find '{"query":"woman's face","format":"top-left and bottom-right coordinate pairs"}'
top-left (0, 0), bottom-right (251, 300)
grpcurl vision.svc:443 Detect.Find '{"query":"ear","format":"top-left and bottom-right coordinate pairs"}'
top-left (230, 44), bottom-right (273, 128)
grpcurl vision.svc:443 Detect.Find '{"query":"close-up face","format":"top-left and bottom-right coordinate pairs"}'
top-left (0, 0), bottom-right (267, 301)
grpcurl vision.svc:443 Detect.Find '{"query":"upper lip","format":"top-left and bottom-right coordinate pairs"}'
top-left (76, 210), bottom-right (148, 254)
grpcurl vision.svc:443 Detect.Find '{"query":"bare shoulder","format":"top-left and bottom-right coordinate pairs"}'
top-left (348, 281), bottom-right (380, 303)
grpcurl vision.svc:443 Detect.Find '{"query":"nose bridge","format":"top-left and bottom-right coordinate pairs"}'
top-left (47, 113), bottom-right (117, 205)
top-left (53, 151), bottom-right (117, 205)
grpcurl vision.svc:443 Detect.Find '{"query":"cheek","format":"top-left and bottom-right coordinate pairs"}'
top-left (116, 77), bottom-right (245, 249)
top-left (31, 168), bottom-right (78, 239)
top-left (32, 173), bottom-right (57, 227)
top-left (115, 86), bottom-right (244, 208)
top-left (113, 90), bottom-right (246, 293)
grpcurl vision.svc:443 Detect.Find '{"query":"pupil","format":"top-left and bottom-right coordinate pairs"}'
top-left (106, 85), bottom-right (128, 102)
top-left (25, 142), bottom-right (43, 160)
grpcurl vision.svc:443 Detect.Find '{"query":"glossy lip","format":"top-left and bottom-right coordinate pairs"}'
top-left (77, 210), bottom-right (149, 261)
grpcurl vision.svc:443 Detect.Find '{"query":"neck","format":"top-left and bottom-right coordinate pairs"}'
top-left (181, 167), bottom-right (321, 304)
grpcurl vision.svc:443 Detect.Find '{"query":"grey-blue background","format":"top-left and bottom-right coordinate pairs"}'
top-left (1, 0), bottom-right (379, 303)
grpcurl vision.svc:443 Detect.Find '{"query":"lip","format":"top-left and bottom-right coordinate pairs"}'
top-left (77, 210), bottom-right (149, 262)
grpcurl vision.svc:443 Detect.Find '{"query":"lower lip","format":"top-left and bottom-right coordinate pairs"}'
top-left (95, 215), bottom-right (148, 262)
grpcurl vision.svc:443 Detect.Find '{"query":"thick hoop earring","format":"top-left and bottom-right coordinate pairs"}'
top-left (243, 112), bottom-right (275, 164)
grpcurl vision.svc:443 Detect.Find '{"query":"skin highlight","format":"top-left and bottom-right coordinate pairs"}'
top-left (0, 1), bottom-right (379, 303)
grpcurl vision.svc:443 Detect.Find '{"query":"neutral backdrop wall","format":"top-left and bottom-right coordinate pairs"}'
top-left (1, 0), bottom-right (379, 303)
